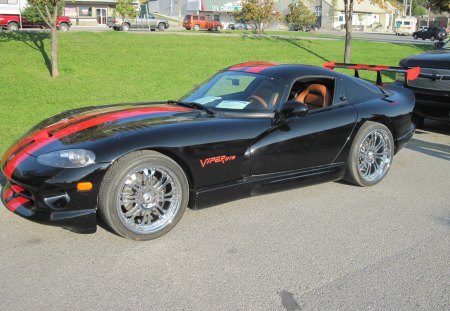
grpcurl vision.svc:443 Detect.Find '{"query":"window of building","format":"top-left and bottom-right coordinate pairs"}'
top-left (79, 6), bottom-right (93, 17)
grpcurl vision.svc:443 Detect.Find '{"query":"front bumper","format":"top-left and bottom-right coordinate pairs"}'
top-left (1, 155), bottom-right (110, 233)
top-left (2, 181), bottom-right (97, 233)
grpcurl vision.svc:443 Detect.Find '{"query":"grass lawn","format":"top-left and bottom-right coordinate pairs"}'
top-left (0, 31), bottom-right (430, 153)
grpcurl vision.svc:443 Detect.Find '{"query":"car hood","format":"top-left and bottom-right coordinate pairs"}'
top-left (399, 49), bottom-right (450, 69)
top-left (11, 102), bottom-right (198, 157)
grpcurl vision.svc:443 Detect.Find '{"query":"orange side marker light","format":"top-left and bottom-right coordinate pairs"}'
top-left (77, 182), bottom-right (93, 191)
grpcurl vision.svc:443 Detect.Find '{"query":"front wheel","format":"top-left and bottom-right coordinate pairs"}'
top-left (344, 122), bottom-right (394, 187)
top-left (215, 25), bottom-right (221, 31)
top-left (99, 151), bottom-right (189, 240)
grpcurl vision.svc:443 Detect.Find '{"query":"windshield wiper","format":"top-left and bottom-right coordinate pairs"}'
top-left (168, 100), bottom-right (216, 117)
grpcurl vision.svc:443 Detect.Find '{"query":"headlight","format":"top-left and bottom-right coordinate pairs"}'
top-left (37, 149), bottom-right (95, 168)
top-left (395, 72), bottom-right (406, 82)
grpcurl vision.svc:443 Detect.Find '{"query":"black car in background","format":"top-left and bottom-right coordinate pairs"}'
top-left (397, 39), bottom-right (450, 127)
top-left (412, 27), bottom-right (448, 41)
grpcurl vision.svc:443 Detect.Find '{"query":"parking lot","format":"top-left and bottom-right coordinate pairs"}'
top-left (0, 120), bottom-right (448, 310)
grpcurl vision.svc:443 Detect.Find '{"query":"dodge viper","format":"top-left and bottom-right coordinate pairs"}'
top-left (1, 61), bottom-right (418, 240)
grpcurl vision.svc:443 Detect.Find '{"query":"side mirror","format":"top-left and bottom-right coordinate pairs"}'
top-left (279, 101), bottom-right (308, 118)
top-left (434, 41), bottom-right (445, 49)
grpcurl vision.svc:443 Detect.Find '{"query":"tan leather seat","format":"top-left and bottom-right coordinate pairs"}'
top-left (295, 84), bottom-right (331, 110)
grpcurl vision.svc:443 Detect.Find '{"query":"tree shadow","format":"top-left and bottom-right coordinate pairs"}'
top-left (240, 35), bottom-right (330, 62)
top-left (0, 31), bottom-right (51, 75)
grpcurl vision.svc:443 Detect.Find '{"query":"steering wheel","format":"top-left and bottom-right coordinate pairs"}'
top-left (247, 95), bottom-right (268, 109)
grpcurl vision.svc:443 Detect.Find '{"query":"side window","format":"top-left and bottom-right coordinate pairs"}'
top-left (404, 21), bottom-right (410, 26)
top-left (289, 77), bottom-right (335, 110)
top-left (200, 16), bottom-right (206, 21)
top-left (193, 16), bottom-right (198, 21)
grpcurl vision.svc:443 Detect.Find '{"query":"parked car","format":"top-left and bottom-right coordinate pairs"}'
top-left (1, 61), bottom-right (417, 240)
top-left (396, 39), bottom-right (450, 127)
top-left (412, 27), bottom-right (448, 41)
top-left (0, 14), bottom-right (71, 31)
top-left (228, 22), bottom-right (248, 30)
top-left (182, 14), bottom-right (222, 31)
top-left (107, 13), bottom-right (169, 32)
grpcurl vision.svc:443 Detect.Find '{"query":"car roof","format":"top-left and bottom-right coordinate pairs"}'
top-left (226, 61), bottom-right (341, 82)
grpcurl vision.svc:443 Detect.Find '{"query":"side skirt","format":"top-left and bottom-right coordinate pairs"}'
top-left (190, 163), bottom-right (346, 209)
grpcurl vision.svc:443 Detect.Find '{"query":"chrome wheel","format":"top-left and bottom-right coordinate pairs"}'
top-left (117, 165), bottom-right (182, 234)
top-left (357, 129), bottom-right (392, 183)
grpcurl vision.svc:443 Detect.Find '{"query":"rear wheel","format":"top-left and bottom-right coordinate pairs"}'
top-left (158, 23), bottom-right (165, 31)
top-left (59, 23), bottom-right (69, 32)
top-left (344, 122), bottom-right (394, 187)
top-left (122, 23), bottom-right (130, 31)
top-left (413, 34), bottom-right (418, 39)
top-left (7, 22), bottom-right (19, 31)
top-left (99, 151), bottom-right (189, 240)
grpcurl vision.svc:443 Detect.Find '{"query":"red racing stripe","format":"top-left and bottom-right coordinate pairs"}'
top-left (4, 106), bottom-right (189, 179)
top-left (6, 196), bottom-right (30, 212)
top-left (1, 106), bottom-right (135, 166)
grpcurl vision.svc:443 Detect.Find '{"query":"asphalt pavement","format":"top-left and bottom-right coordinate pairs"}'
top-left (0, 120), bottom-right (449, 310)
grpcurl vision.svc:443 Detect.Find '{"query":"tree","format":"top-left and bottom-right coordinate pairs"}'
top-left (233, 0), bottom-right (280, 34)
top-left (425, 0), bottom-right (449, 12)
top-left (285, 2), bottom-right (317, 31)
top-left (343, 0), bottom-right (385, 63)
top-left (116, 0), bottom-right (138, 21)
top-left (23, 0), bottom-right (63, 77)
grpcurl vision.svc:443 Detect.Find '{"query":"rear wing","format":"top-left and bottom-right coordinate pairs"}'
top-left (323, 62), bottom-right (421, 85)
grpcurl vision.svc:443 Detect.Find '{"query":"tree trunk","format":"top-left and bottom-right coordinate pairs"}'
top-left (50, 25), bottom-right (59, 77)
top-left (343, 0), bottom-right (353, 63)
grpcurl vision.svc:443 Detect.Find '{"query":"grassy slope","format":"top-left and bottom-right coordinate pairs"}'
top-left (0, 31), bottom-right (430, 153)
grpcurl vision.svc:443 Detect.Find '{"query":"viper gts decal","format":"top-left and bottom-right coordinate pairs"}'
top-left (200, 155), bottom-right (237, 168)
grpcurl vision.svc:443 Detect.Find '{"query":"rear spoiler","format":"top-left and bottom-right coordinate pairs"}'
top-left (323, 62), bottom-right (421, 85)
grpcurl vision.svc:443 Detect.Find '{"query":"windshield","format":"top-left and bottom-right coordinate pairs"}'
top-left (180, 71), bottom-right (284, 112)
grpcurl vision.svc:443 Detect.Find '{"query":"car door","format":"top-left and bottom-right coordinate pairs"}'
top-left (250, 76), bottom-right (357, 175)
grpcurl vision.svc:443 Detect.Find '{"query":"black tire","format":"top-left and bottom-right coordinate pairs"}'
top-left (122, 23), bottom-right (130, 31)
top-left (59, 23), bottom-right (69, 32)
top-left (7, 22), bottom-right (19, 31)
top-left (99, 150), bottom-right (189, 240)
top-left (344, 122), bottom-right (394, 187)
top-left (158, 23), bottom-right (165, 31)
top-left (412, 113), bottom-right (424, 129)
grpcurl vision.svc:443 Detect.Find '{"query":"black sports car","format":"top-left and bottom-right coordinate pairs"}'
top-left (397, 39), bottom-right (450, 127)
top-left (1, 62), bottom-right (417, 240)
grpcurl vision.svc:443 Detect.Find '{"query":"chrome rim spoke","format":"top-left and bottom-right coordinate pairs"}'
top-left (117, 164), bottom-right (181, 234)
top-left (357, 128), bottom-right (392, 183)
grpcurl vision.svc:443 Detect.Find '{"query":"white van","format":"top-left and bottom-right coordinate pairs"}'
top-left (394, 17), bottom-right (417, 36)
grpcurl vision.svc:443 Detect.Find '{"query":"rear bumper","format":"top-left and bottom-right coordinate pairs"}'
top-left (395, 123), bottom-right (415, 154)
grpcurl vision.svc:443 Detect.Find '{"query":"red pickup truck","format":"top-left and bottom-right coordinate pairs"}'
top-left (0, 14), bottom-right (72, 31)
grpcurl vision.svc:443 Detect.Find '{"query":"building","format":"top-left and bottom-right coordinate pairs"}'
top-left (320, 0), bottom-right (396, 31)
